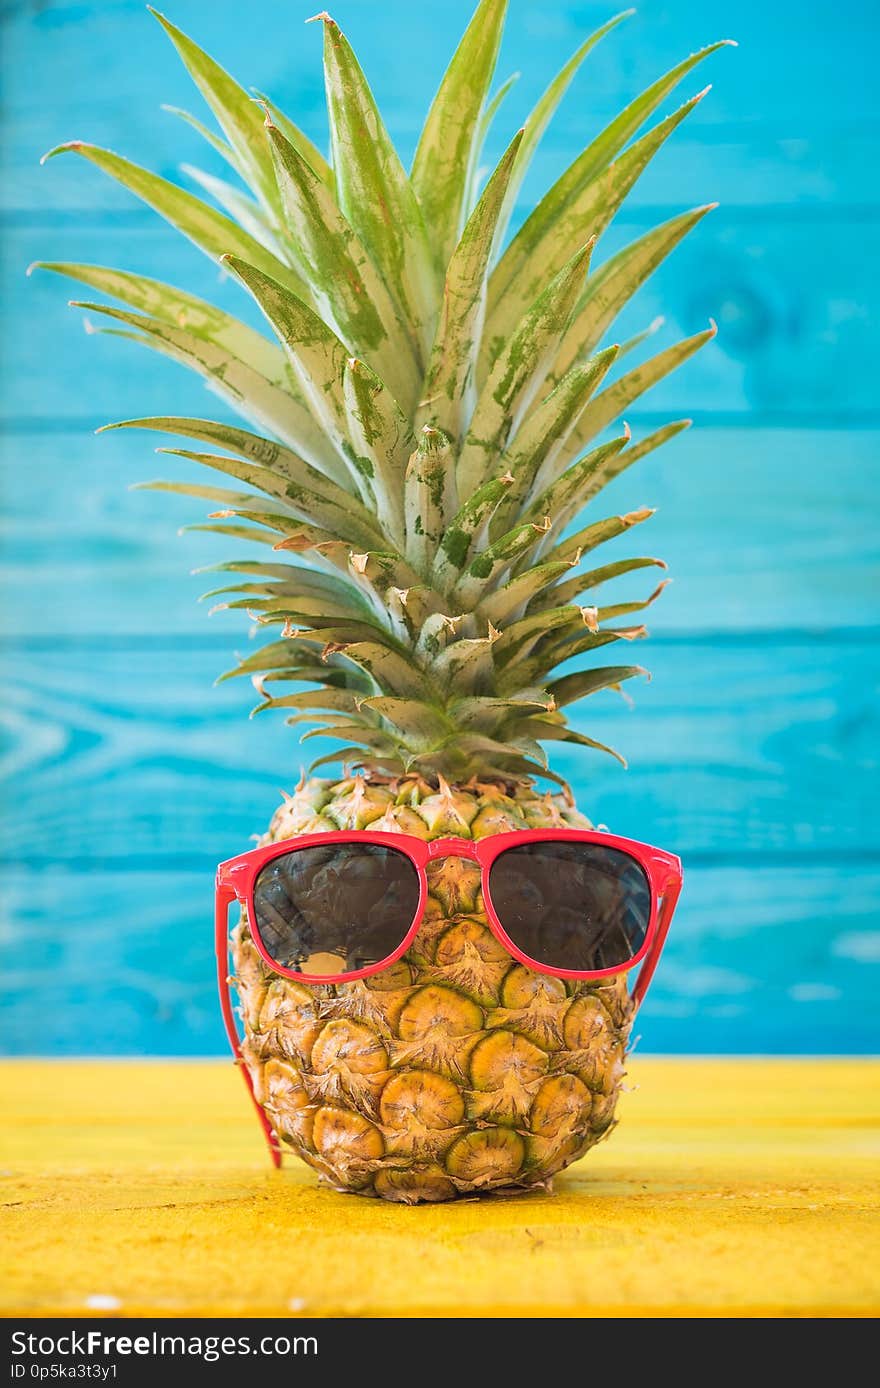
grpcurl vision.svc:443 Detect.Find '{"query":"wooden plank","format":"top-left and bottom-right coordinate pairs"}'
top-left (3, 0), bottom-right (876, 211)
top-left (1, 1061), bottom-right (877, 1319)
top-left (2, 0), bottom-right (876, 1088)
top-left (0, 639), bottom-right (876, 863)
top-left (516, 130), bottom-right (878, 224)
top-left (8, 214), bottom-right (880, 426)
top-left (11, 130), bottom-right (876, 221)
top-left (2, 427), bottom-right (876, 635)
top-left (2, 1060), bottom-right (878, 1316)
top-left (1, 865), bottom-right (877, 1054)
top-left (641, 866), bottom-right (880, 1054)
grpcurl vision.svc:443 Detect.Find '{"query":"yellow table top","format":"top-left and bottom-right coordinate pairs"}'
top-left (1, 1058), bottom-right (877, 1318)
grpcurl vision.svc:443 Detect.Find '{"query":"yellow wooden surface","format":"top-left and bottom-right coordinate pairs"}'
top-left (1, 1058), bottom-right (878, 1318)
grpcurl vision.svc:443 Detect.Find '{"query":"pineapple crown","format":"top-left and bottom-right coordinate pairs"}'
top-left (35, 3), bottom-right (731, 787)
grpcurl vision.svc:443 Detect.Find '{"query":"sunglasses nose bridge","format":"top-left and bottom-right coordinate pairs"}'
top-left (427, 837), bottom-right (479, 861)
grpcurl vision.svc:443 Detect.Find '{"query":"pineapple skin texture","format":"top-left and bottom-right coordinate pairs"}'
top-left (231, 775), bottom-right (632, 1203)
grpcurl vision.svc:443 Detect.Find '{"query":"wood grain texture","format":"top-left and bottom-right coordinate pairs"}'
top-left (1, 640), bottom-right (876, 864)
top-left (10, 214), bottom-right (879, 424)
top-left (1, 0), bottom-right (878, 1056)
top-left (2, 1059), bottom-right (877, 1315)
top-left (3, 426), bottom-right (877, 634)
top-left (1, 870), bottom-right (877, 1055)
top-left (3, 0), bottom-right (876, 210)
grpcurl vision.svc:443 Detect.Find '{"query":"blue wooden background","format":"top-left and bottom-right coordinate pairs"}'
top-left (1, 0), bottom-right (878, 1054)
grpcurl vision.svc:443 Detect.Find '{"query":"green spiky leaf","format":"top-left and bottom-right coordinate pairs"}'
top-left (266, 118), bottom-right (418, 408)
top-left (457, 241), bottom-right (592, 497)
top-left (40, 7), bottom-right (727, 785)
top-left (485, 39), bottom-right (732, 349)
top-left (41, 142), bottom-right (309, 299)
top-left (150, 8), bottom-right (285, 222)
top-left (419, 129), bottom-right (523, 441)
top-left (319, 14), bottom-right (437, 356)
top-left (411, 0), bottom-right (508, 270)
top-left (492, 9), bottom-right (634, 250)
top-left (549, 204), bottom-right (716, 384)
top-left (485, 87), bottom-right (712, 358)
top-left (564, 327), bottom-right (715, 459)
top-left (68, 298), bottom-right (344, 480)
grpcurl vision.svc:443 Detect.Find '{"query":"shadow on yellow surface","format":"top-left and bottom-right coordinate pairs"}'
top-left (2, 1058), bottom-right (878, 1317)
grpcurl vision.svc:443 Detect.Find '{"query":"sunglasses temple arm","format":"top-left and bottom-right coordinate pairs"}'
top-left (631, 875), bottom-right (682, 1012)
top-left (215, 885), bottom-right (282, 1170)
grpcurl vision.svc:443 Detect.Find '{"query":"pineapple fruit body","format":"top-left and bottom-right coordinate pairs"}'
top-left (43, 5), bottom-right (723, 1203)
top-left (233, 775), bottom-right (631, 1202)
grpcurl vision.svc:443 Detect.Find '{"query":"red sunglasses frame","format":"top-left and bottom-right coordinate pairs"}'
top-left (215, 829), bottom-right (682, 1167)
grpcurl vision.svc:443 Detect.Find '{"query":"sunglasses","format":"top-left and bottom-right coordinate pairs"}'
top-left (216, 829), bottom-right (681, 1166)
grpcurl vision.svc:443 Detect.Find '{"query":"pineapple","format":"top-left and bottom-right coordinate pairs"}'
top-left (38, 3), bottom-right (728, 1201)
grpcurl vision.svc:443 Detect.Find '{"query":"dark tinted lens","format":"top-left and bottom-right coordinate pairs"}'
top-left (488, 840), bottom-right (651, 972)
top-left (252, 842), bottom-right (420, 978)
